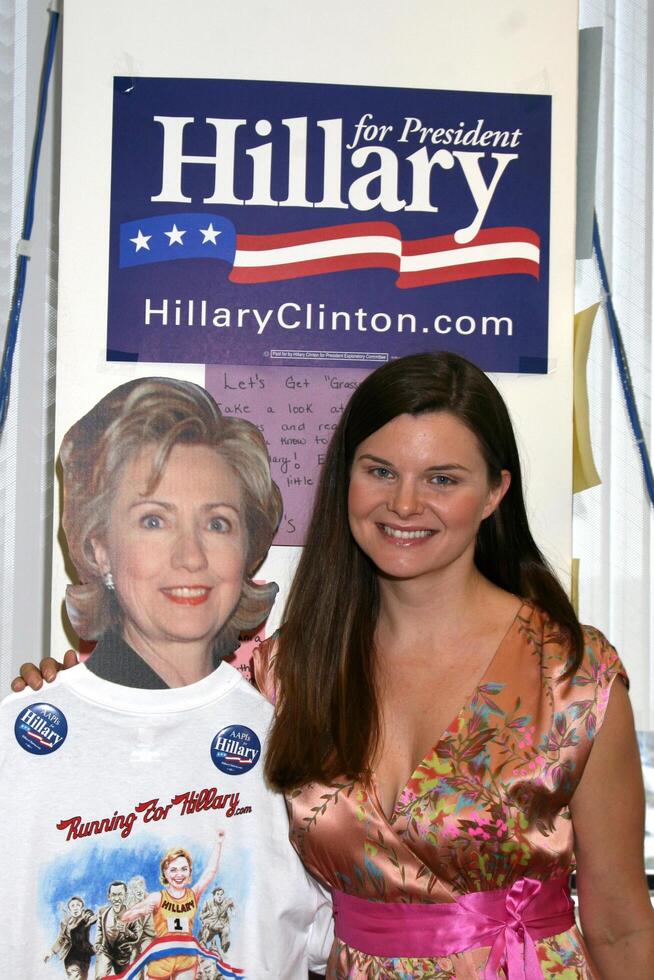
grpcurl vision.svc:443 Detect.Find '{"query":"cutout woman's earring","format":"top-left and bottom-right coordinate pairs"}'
top-left (104, 571), bottom-right (115, 591)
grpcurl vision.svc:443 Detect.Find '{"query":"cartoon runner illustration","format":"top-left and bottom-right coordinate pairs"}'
top-left (127, 877), bottom-right (156, 980)
top-left (199, 888), bottom-right (234, 954)
top-left (45, 896), bottom-right (96, 979)
top-left (120, 829), bottom-right (225, 980)
top-left (95, 882), bottom-right (140, 977)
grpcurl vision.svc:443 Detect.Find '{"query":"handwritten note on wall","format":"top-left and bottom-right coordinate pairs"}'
top-left (205, 364), bottom-right (369, 544)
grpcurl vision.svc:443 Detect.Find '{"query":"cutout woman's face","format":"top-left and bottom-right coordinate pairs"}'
top-left (93, 444), bottom-right (248, 654)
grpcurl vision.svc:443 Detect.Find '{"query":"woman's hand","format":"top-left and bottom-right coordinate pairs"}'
top-left (10, 650), bottom-right (78, 692)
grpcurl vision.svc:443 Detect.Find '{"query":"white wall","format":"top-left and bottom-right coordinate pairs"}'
top-left (52, 0), bottom-right (579, 651)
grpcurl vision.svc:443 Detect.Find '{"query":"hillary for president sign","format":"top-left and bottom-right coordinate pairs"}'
top-left (107, 77), bottom-right (551, 373)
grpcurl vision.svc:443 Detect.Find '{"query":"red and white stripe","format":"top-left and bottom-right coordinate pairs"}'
top-left (106, 934), bottom-right (244, 979)
top-left (26, 730), bottom-right (52, 747)
top-left (229, 223), bottom-right (539, 287)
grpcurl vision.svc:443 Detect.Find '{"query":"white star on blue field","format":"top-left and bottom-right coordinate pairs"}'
top-left (120, 213), bottom-right (236, 268)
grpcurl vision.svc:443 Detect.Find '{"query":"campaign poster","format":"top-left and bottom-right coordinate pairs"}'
top-left (107, 77), bottom-right (551, 375)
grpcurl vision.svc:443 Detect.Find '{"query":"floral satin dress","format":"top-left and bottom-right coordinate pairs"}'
top-left (260, 602), bottom-right (627, 979)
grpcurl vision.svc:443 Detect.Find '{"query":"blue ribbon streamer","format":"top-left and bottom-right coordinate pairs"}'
top-left (0, 6), bottom-right (60, 433)
top-left (592, 213), bottom-right (654, 509)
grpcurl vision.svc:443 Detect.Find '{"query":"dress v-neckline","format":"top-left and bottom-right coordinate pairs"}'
top-left (371, 599), bottom-right (529, 824)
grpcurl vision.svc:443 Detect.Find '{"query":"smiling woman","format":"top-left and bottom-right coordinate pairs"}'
top-left (60, 377), bottom-right (281, 685)
top-left (1, 377), bottom-right (333, 979)
top-left (121, 830), bottom-right (226, 980)
top-left (90, 443), bottom-right (248, 686)
top-left (347, 412), bottom-right (511, 585)
top-left (263, 352), bottom-right (654, 979)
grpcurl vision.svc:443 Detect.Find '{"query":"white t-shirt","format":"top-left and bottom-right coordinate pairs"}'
top-left (0, 662), bottom-right (332, 978)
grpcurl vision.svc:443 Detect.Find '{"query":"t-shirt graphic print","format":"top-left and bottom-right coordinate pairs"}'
top-left (0, 662), bottom-right (332, 979)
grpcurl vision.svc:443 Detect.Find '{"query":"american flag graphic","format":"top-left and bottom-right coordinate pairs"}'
top-left (120, 214), bottom-right (539, 288)
top-left (26, 729), bottom-right (53, 748)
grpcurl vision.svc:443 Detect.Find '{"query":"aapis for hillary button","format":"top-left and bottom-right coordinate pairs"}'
top-left (211, 724), bottom-right (261, 775)
top-left (14, 702), bottom-right (68, 755)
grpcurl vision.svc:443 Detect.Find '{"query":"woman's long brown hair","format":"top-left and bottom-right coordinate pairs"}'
top-left (264, 353), bottom-right (583, 792)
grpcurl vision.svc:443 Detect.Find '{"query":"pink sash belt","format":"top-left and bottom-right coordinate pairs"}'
top-left (332, 876), bottom-right (575, 979)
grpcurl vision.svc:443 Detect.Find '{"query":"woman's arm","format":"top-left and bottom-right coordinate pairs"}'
top-left (121, 892), bottom-right (160, 923)
top-left (570, 679), bottom-right (654, 977)
top-left (10, 650), bottom-right (78, 692)
top-left (193, 828), bottom-right (226, 901)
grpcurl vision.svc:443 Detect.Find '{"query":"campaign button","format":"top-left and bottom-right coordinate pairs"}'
top-left (14, 702), bottom-right (68, 755)
top-left (211, 724), bottom-right (261, 775)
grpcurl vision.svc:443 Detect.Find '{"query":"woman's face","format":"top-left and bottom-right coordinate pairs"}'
top-left (93, 443), bottom-right (247, 655)
top-left (347, 411), bottom-right (509, 584)
top-left (163, 855), bottom-right (192, 889)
